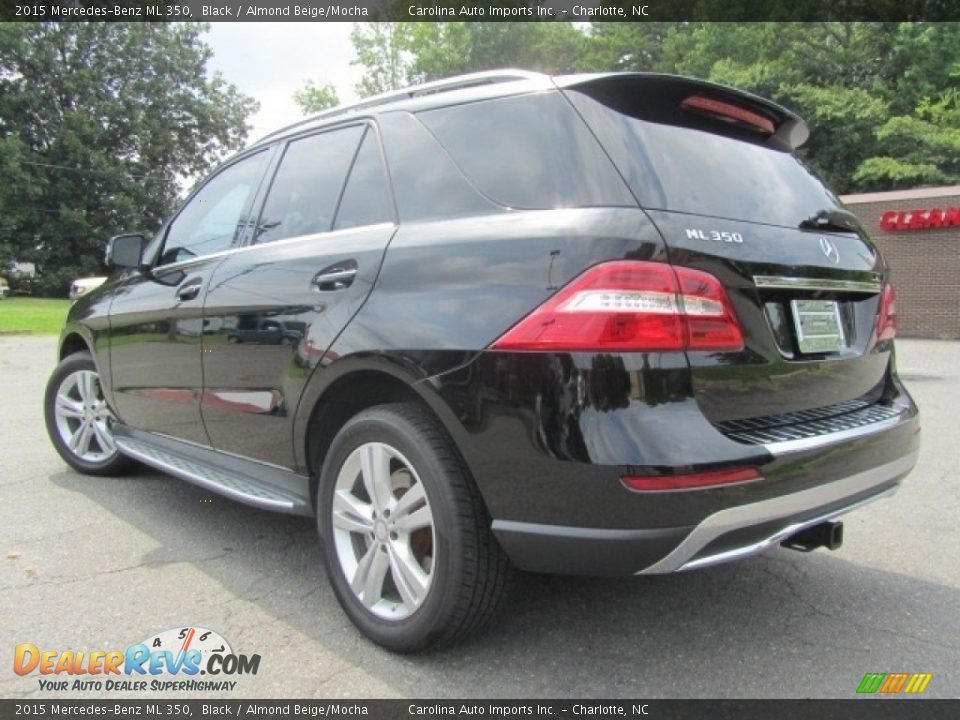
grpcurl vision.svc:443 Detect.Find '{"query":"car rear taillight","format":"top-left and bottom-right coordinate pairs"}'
top-left (876, 283), bottom-right (897, 342)
top-left (489, 261), bottom-right (744, 353)
top-left (621, 467), bottom-right (761, 492)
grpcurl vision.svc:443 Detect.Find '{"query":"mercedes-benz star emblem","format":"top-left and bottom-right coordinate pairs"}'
top-left (819, 236), bottom-right (840, 264)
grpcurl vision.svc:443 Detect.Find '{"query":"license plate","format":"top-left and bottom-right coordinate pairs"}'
top-left (791, 299), bottom-right (846, 354)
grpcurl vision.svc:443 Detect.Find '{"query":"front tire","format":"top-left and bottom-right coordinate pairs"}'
top-left (44, 351), bottom-right (136, 476)
top-left (317, 402), bottom-right (509, 652)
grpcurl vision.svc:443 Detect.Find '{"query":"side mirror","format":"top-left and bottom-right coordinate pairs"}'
top-left (105, 233), bottom-right (147, 270)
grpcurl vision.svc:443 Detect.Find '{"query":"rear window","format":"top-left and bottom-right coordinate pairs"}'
top-left (566, 87), bottom-right (844, 229)
top-left (417, 91), bottom-right (634, 210)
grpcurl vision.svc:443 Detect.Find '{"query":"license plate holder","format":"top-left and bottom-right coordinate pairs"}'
top-left (791, 299), bottom-right (846, 354)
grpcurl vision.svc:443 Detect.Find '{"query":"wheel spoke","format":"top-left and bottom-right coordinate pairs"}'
top-left (362, 548), bottom-right (390, 607)
top-left (91, 420), bottom-right (116, 454)
top-left (392, 481), bottom-right (425, 518)
top-left (360, 443), bottom-right (393, 512)
top-left (387, 543), bottom-right (429, 609)
top-left (349, 543), bottom-right (376, 593)
top-left (56, 393), bottom-right (85, 419)
top-left (394, 504), bottom-right (432, 533)
top-left (350, 543), bottom-right (390, 607)
top-left (78, 372), bottom-right (96, 404)
top-left (69, 422), bottom-right (94, 456)
top-left (332, 490), bottom-right (374, 534)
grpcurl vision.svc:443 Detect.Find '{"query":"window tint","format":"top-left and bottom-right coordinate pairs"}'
top-left (377, 111), bottom-right (499, 222)
top-left (255, 126), bottom-right (364, 244)
top-left (333, 129), bottom-right (393, 230)
top-left (162, 151), bottom-right (267, 264)
top-left (567, 89), bottom-right (844, 229)
top-left (417, 91), bottom-right (634, 210)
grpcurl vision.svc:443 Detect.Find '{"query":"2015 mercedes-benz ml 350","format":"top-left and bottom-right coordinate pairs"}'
top-left (45, 71), bottom-right (920, 652)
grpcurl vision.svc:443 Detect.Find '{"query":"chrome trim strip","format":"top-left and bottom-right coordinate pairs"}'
top-left (761, 399), bottom-right (913, 456)
top-left (638, 451), bottom-right (918, 575)
top-left (753, 275), bottom-right (881, 294)
top-left (679, 486), bottom-right (898, 572)
top-left (151, 222), bottom-right (395, 275)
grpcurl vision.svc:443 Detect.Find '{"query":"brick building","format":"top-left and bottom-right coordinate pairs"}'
top-left (840, 185), bottom-right (960, 340)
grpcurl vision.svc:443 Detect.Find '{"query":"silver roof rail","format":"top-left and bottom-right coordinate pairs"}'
top-left (258, 69), bottom-right (548, 143)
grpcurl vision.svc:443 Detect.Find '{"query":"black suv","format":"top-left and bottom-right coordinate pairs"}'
top-left (44, 70), bottom-right (920, 651)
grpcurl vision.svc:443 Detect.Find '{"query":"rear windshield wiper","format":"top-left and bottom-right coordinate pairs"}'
top-left (799, 210), bottom-right (860, 233)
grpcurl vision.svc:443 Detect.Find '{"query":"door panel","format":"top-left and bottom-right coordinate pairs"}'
top-left (108, 261), bottom-right (223, 445)
top-left (199, 123), bottom-right (396, 468)
top-left (107, 149), bottom-right (272, 444)
top-left (200, 224), bottom-right (396, 467)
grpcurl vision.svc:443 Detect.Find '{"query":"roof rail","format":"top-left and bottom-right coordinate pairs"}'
top-left (258, 69), bottom-right (547, 143)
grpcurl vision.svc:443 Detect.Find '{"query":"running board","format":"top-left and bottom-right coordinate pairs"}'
top-left (113, 428), bottom-right (313, 516)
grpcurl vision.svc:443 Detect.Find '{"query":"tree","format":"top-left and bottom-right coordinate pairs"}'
top-left (407, 22), bottom-right (585, 82)
top-left (855, 87), bottom-right (960, 188)
top-left (577, 22), bottom-right (691, 73)
top-left (350, 22), bottom-right (414, 97)
top-left (0, 23), bottom-right (257, 296)
top-left (336, 22), bottom-right (586, 99)
top-left (295, 81), bottom-right (341, 114)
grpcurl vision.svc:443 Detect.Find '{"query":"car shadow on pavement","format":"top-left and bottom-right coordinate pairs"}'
top-left (49, 466), bottom-right (959, 699)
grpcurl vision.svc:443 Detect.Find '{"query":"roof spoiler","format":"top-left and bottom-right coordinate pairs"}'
top-left (554, 72), bottom-right (810, 151)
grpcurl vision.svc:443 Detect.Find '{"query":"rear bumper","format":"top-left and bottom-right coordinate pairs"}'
top-left (426, 350), bottom-right (921, 577)
top-left (491, 451), bottom-right (916, 576)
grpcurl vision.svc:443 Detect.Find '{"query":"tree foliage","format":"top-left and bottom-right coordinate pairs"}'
top-left (342, 22), bottom-right (585, 99)
top-left (0, 23), bottom-right (257, 296)
top-left (294, 80), bottom-right (341, 113)
top-left (350, 22), bottom-right (414, 98)
top-left (317, 20), bottom-right (960, 196)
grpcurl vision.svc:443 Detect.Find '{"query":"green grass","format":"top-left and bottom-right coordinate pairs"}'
top-left (0, 297), bottom-right (71, 335)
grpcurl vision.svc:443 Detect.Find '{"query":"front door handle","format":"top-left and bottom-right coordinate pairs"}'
top-left (312, 260), bottom-right (358, 292)
top-left (176, 282), bottom-right (202, 302)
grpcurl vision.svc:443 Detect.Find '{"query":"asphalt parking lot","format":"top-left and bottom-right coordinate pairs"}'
top-left (1, 335), bottom-right (957, 699)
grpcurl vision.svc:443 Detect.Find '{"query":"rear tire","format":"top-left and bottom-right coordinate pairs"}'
top-left (44, 351), bottom-right (137, 476)
top-left (317, 402), bottom-right (510, 652)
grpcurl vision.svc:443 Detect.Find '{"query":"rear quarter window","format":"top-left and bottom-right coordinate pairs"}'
top-left (417, 91), bottom-right (635, 211)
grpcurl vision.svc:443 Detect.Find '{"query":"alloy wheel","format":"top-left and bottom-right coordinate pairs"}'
top-left (331, 441), bottom-right (436, 620)
top-left (53, 369), bottom-right (118, 464)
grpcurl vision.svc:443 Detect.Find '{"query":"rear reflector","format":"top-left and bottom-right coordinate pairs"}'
top-left (876, 283), bottom-right (897, 342)
top-left (489, 261), bottom-right (744, 352)
top-left (621, 467), bottom-right (761, 493)
top-left (681, 95), bottom-right (775, 135)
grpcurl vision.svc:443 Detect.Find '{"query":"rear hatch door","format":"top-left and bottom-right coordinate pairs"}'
top-left (563, 74), bottom-right (891, 423)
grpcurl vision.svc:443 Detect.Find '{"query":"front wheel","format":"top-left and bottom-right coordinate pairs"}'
top-left (44, 351), bottom-right (136, 476)
top-left (317, 403), bottom-right (510, 652)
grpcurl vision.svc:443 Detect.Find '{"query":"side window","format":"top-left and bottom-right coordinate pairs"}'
top-left (255, 125), bottom-right (364, 245)
top-left (161, 151), bottom-right (267, 265)
top-left (333, 128), bottom-right (393, 230)
top-left (417, 92), bottom-right (634, 210)
top-left (377, 111), bottom-right (498, 222)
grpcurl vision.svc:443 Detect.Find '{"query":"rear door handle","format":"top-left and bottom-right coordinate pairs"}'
top-left (312, 260), bottom-right (358, 292)
top-left (176, 282), bottom-right (202, 301)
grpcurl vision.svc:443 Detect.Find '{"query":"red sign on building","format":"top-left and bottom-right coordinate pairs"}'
top-left (880, 207), bottom-right (960, 230)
